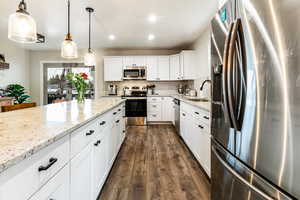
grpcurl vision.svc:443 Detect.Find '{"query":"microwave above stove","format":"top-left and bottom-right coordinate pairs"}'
top-left (123, 66), bottom-right (146, 80)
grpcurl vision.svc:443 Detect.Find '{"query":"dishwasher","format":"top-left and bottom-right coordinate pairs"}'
top-left (173, 98), bottom-right (180, 135)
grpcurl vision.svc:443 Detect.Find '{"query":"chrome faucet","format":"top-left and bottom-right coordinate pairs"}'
top-left (200, 80), bottom-right (211, 91)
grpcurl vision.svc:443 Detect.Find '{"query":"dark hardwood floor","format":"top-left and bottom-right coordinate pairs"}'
top-left (98, 124), bottom-right (211, 200)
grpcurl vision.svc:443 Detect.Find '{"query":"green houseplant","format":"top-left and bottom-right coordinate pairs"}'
top-left (66, 72), bottom-right (90, 103)
top-left (5, 84), bottom-right (30, 104)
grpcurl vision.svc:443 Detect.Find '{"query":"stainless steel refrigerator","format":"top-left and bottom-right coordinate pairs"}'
top-left (211, 0), bottom-right (300, 199)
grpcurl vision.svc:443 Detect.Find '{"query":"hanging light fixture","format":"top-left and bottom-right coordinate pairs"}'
top-left (61, 0), bottom-right (78, 59)
top-left (8, 0), bottom-right (37, 43)
top-left (84, 7), bottom-right (96, 66)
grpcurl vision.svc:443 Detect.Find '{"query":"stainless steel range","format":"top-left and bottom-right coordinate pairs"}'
top-left (122, 88), bottom-right (147, 126)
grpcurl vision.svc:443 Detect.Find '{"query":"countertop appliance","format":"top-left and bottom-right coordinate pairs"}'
top-left (122, 88), bottom-right (147, 126)
top-left (211, 0), bottom-right (299, 199)
top-left (108, 84), bottom-right (118, 95)
top-left (173, 98), bottom-right (180, 135)
top-left (123, 66), bottom-right (146, 80)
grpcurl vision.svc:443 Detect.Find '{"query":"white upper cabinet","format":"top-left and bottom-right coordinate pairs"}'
top-left (180, 50), bottom-right (197, 80)
top-left (157, 56), bottom-right (170, 81)
top-left (170, 54), bottom-right (181, 80)
top-left (123, 56), bottom-right (146, 67)
top-left (146, 56), bottom-right (158, 81)
top-left (104, 57), bottom-right (123, 81)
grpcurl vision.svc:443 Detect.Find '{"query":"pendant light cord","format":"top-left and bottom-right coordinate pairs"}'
top-left (88, 10), bottom-right (91, 51)
top-left (68, 0), bottom-right (70, 36)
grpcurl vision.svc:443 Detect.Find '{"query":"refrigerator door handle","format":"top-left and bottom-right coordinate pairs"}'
top-left (212, 146), bottom-right (275, 200)
top-left (227, 19), bottom-right (246, 131)
top-left (222, 22), bottom-right (235, 128)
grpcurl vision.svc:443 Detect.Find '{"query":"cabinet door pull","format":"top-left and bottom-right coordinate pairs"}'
top-left (195, 112), bottom-right (199, 115)
top-left (203, 116), bottom-right (209, 120)
top-left (86, 130), bottom-right (95, 136)
top-left (198, 125), bottom-right (204, 129)
top-left (152, 105), bottom-right (157, 108)
top-left (182, 113), bottom-right (186, 116)
top-left (100, 121), bottom-right (106, 126)
top-left (118, 109), bottom-right (121, 111)
top-left (116, 120), bottom-right (120, 123)
top-left (113, 112), bottom-right (117, 115)
top-left (38, 157), bottom-right (58, 172)
top-left (123, 130), bottom-right (126, 133)
top-left (94, 140), bottom-right (101, 146)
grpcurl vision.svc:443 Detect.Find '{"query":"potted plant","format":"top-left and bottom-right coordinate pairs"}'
top-left (66, 72), bottom-right (90, 103)
top-left (1, 84), bottom-right (36, 112)
top-left (5, 84), bottom-right (31, 104)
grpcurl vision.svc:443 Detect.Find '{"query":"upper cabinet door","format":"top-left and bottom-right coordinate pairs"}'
top-left (170, 54), bottom-right (181, 80)
top-left (134, 56), bottom-right (146, 66)
top-left (157, 56), bottom-right (170, 81)
top-left (104, 57), bottom-right (123, 81)
top-left (146, 56), bottom-right (158, 81)
top-left (180, 51), bottom-right (197, 80)
top-left (123, 56), bottom-right (146, 67)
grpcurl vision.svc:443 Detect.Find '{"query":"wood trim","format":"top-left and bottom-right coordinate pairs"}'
top-left (1, 103), bottom-right (37, 112)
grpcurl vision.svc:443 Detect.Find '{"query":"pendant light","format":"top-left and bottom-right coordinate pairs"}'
top-left (61, 0), bottom-right (78, 59)
top-left (8, 0), bottom-right (37, 43)
top-left (84, 7), bottom-right (96, 66)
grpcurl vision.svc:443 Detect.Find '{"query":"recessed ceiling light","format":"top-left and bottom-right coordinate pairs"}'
top-left (108, 34), bottom-right (115, 40)
top-left (148, 34), bottom-right (155, 41)
top-left (148, 14), bottom-right (157, 23)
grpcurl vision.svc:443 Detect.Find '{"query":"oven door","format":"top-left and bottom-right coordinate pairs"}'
top-left (125, 99), bottom-right (147, 117)
top-left (125, 98), bottom-right (147, 126)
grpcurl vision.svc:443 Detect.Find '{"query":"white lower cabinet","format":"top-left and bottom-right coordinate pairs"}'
top-left (70, 144), bottom-right (93, 200)
top-left (180, 102), bottom-right (211, 177)
top-left (147, 97), bottom-right (174, 122)
top-left (92, 132), bottom-right (108, 198)
top-left (29, 164), bottom-right (70, 200)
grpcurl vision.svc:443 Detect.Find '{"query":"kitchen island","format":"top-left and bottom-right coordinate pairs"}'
top-left (0, 98), bottom-right (126, 200)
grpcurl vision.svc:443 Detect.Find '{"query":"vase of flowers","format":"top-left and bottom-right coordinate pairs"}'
top-left (66, 72), bottom-right (89, 103)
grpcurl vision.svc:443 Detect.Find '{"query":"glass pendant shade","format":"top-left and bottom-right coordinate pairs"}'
top-left (8, 12), bottom-right (37, 43)
top-left (61, 38), bottom-right (78, 59)
top-left (84, 50), bottom-right (96, 66)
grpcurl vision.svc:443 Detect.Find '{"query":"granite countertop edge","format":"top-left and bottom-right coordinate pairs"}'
top-left (0, 98), bottom-right (125, 174)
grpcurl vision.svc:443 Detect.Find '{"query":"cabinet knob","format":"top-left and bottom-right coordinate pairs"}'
top-left (116, 120), bottom-right (120, 123)
top-left (198, 125), bottom-right (204, 129)
top-left (152, 105), bottom-right (157, 108)
top-left (182, 113), bottom-right (186, 116)
top-left (195, 112), bottom-right (199, 115)
top-left (86, 130), bottom-right (95, 136)
top-left (118, 109), bottom-right (121, 112)
top-left (100, 121), bottom-right (106, 126)
top-left (113, 112), bottom-right (117, 115)
top-left (152, 114), bottom-right (157, 117)
top-left (203, 116), bottom-right (209, 120)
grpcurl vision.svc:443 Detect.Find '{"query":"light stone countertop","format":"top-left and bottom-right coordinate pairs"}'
top-left (0, 98), bottom-right (125, 174)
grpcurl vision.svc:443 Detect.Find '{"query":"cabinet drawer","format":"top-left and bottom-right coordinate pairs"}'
top-left (193, 110), bottom-right (210, 124)
top-left (195, 120), bottom-right (210, 134)
top-left (0, 136), bottom-right (69, 200)
top-left (147, 97), bottom-right (162, 102)
top-left (147, 102), bottom-right (161, 113)
top-left (29, 164), bottom-right (70, 200)
top-left (70, 120), bottom-right (97, 158)
top-left (147, 113), bottom-right (162, 121)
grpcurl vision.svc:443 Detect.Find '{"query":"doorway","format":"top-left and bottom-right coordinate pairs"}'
top-left (43, 62), bottom-right (95, 105)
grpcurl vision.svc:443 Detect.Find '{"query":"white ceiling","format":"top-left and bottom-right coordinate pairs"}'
top-left (0, 0), bottom-right (218, 50)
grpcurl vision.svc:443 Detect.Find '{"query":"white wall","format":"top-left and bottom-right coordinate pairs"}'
top-left (190, 27), bottom-right (211, 98)
top-left (0, 37), bottom-right (30, 92)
